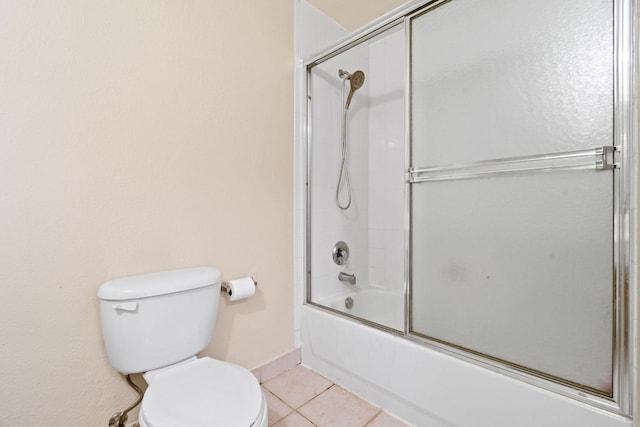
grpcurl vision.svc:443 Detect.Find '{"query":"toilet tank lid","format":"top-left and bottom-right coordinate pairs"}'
top-left (98, 267), bottom-right (221, 301)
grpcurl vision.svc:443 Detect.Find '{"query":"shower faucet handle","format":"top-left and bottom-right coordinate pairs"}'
top-left (332, 241), bottom-right (349, 265)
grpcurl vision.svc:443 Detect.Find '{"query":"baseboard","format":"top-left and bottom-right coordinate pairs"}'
top-left (251, 347), bottom-right (301, 384)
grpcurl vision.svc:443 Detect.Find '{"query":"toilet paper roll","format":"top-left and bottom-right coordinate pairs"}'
top-left (227, 277), bottom-right (256, 301)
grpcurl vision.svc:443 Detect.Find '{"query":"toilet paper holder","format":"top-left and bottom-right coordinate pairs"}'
top-left (221, 277), bottom-right (258, 295)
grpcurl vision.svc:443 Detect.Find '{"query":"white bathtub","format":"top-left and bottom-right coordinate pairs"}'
top-left (319, 288), bottom-right (404, 331)
top-left (301, 305), bottom-right (632, 427)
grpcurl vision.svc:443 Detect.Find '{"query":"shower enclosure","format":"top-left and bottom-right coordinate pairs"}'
top-left (307, 23), bottom-right (406, 331)
top-left (303, 0), bottom-right (636, 424)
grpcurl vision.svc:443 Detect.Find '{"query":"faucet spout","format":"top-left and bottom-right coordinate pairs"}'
top-left (338, 272), bottom-right (356, 285)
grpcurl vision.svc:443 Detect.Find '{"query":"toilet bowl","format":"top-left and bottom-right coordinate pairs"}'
top-left (98, 267), bottom-right (267, 427)
top-left (138, 358), bottom-right (267, 427)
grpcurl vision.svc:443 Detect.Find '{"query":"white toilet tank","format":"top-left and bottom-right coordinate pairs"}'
top-left (98, 267), bottom-right (221, 374)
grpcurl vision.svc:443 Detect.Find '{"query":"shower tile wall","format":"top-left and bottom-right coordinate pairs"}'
top-left (367, 29), bottom-right (405, 293)
top-left (308, 25), bottom-right (405, 304)
top-left (310, 43), bottom-right (371, 301)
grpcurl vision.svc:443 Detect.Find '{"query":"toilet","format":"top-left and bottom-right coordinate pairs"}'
top-left (98, 267), bottom-right (268, 427)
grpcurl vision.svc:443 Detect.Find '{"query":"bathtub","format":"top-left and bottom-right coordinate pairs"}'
top-left (301, 305), bottom-right (632, 427)
top-left (318, 288), bottom-right (404, 331)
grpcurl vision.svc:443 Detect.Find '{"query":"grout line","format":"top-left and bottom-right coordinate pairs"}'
top-left (363, 409), bottom-right (383, 426)
top-left (293, 382), bottom-right (334, 410)
top-left (296, 410), bottom-right (318, 426)
top-left (265, 389), bottom-right (296, 424)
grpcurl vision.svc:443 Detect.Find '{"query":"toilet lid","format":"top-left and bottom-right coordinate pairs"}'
top-left (140, 357), bottom-right (263, 427)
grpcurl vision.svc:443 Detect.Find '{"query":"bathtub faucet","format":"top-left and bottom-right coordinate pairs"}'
top-left (338, 272), bottom-right (356, 285)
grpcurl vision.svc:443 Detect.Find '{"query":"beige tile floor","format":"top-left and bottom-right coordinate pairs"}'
top-left (261, 365), bottom-right (410, 427)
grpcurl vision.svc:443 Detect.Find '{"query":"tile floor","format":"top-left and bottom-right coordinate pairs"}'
top-left (261, 365), bottom-right (409, 427)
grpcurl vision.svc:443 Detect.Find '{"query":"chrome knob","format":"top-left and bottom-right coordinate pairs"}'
top-left (332, 241), bottom-right (349, 265)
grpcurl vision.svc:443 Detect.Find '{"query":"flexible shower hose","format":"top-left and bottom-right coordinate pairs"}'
top-left (336, 79), bottom-right (352, 210)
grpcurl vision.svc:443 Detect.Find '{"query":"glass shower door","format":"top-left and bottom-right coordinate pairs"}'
top-left (409, 0), bottom-right (616, 395)
top-left (307, 24), bottom-right (406, 331)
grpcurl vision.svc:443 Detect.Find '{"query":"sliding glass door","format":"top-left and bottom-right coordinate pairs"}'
top-left (409, 0), bottom-right (617, 396)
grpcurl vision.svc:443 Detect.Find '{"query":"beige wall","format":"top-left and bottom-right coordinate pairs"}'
top-left (306, 0), bottom-right (407, 31)
top-left (0, 1), bottom-right (293, 425)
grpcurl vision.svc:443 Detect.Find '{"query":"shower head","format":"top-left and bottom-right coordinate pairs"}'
top-left (344, 70), bottom-right (365, 110)
top-left (349, 70), bottom-right (365, 90)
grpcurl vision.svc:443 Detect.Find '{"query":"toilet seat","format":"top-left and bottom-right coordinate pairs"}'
top-left (139, 357), bottom-right (265, 427)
